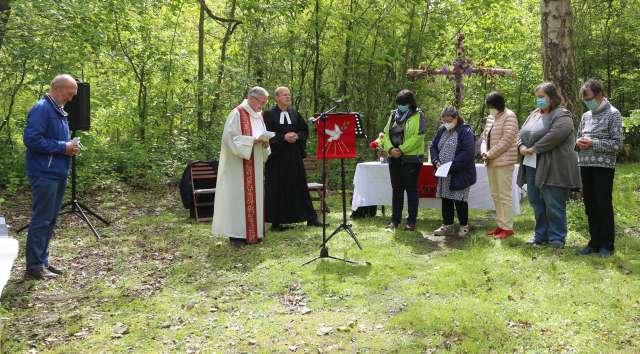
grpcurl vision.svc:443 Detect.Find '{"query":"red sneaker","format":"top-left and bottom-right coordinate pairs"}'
top-left (486, 227), bottom-right (502, 237)
top-left (495, 229), bottom-right (514, 239)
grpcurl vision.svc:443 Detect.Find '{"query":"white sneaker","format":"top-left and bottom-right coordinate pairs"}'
top-left (458, 225), bottom-right (470, 237)
top-left (433, 224), bottom-right (454, 236)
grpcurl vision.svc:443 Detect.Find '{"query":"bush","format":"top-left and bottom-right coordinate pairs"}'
top-left (0, 143), bottom-right (27, 193)
top-left (0, 131), bottom-right (223, 193)
top-left (621, 110), bottom-right (640, 162)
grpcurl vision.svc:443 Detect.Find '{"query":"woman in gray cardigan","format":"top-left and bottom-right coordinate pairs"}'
top-left (516, 82), bottom-right (581, 248)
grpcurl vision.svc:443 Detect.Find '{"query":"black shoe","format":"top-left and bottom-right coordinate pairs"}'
top-left (229, 238), bottom-right (246, 247)
top-left (307, 219), bottom-right (325, 227)
top-left (598, 248), bottom-right (614, 258)
top-left (577, 246), bottom-right (597, 255)
top-left (46, 264), bottom-right (64, 275)
top-left (270, 224), bottom-right (291, 232)
top-left (26, 267), bottom-right (58, 280)
top-left (549, 241), bottom-right (565, 249)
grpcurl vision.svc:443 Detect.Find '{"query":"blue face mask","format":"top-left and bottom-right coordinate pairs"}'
top-left (584, 98), bottom-right (598, 112)
top-left (397, 105), bottom-right (410, 113)
top-left (536, 97), bottom-right (548, 110)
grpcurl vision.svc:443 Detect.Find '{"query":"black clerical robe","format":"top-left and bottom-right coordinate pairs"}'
top-left (264, 105), bottom-right (316, 224)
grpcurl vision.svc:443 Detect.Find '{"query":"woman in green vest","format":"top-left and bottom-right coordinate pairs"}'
top-left (381, 89), bottom-right (426, 231)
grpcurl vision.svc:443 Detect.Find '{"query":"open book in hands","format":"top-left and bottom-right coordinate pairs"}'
top-left (253, 130), bottom-right (276, 142)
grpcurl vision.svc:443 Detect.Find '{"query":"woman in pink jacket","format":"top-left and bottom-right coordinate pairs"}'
top-left (480, 92), bottom-right (519, 239)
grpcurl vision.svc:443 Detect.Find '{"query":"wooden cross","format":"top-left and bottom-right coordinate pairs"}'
top-left (407, 33), bottom-right (514, 108)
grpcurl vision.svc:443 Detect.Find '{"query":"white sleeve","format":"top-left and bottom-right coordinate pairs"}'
top-left (222, 109), bottom-right (255, 160)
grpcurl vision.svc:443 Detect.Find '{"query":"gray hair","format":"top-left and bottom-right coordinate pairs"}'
top-left (274, 86), bottom-right (290, 96)
top-left (580, 79), bottom-right (605, 97)
top-left (51, 74), bottom-right (77, 89)
top-left (247, 86), bottom-right (269, 99)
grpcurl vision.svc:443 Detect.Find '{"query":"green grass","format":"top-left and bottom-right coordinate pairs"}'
top-left (1, 164), bottom-right (639, 353)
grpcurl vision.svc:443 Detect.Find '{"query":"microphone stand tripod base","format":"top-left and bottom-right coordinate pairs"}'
top-left (302, 245), bottom-right (360, 266)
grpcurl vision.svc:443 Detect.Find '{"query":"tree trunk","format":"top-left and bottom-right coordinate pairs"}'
top-left (603, 0), bottom-right (613, 94)
top-left (137, 67), bottom-right (147, 142)
top-left (209, 0), bottom-right (239, 122)
top-left (403, 2), bottom-right (416, 74)
top-left (338, 0), bottom-right (355, 97)
top-left (0, 0), bottom-right (9, 49)
top-left (197, 3), bottom-right (205, 131)
top-left (0, 59), bottom-right (26, 135)
top-left (312, 0), bottom-right (320, 112)
top-left (411, 0), bottom-right (431, 68)
top-left (541, 0), bottom-right (578, 125)
top-left (162, 3), bottom-right (184, 128)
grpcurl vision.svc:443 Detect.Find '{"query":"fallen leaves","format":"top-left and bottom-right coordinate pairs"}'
top-left (280, 282), bottom-right (312, 315)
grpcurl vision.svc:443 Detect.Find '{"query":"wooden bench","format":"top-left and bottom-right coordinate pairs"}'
top-left (189, 161), bottom-right (217, 223)
top-left (303, 156), bottom-right (330, 215)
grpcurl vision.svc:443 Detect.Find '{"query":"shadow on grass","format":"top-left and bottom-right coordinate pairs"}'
top-left (312, 259), bottom-right (373, 277)
top-left (500, 228), bottom-right (640, 277)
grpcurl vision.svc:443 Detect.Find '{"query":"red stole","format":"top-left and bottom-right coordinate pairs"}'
top-left (236, 106), bottom-right (260, 244)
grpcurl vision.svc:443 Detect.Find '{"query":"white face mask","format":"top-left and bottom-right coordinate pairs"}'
top-left (489, 108), bottom-right (498, 117)
top-left (443, 122), bottom-right (456, 130)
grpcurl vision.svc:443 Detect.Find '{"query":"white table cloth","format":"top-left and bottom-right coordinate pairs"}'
top-left (351, 162), bottom-right (521, 214)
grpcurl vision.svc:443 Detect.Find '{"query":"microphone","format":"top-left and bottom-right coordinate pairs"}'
top-left (309, 98), bottom-right (344, 124)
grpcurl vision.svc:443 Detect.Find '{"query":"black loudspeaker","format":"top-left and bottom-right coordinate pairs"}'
top-left (65, 81), bottom-right (90, 131)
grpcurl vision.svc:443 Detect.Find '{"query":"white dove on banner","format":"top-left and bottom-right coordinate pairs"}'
top-left (325, 124), bottom-right (343, 142)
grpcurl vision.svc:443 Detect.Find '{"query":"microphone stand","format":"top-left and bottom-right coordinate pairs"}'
top-left (303, 103), bottom-right (361, 266)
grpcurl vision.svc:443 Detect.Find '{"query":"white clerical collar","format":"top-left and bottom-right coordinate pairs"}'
top-left (279, 111), bottom-right (292, 125)
top-left (240, 99), bottom-right (260, 117)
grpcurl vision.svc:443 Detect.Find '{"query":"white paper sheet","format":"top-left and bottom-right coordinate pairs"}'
top-left (480, 140), bottom-right (488, 155)
top-left (435, 161), bottom-right (452, 178)
top-left (523, 153), bottom-right (536, 168)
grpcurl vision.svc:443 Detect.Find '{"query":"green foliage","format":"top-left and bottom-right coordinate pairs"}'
top-left (0, 144), bottom-right (26, 193)
top-left (620, 110), bottom-right (640, 161)
top-left (0, 0), bottom-right (639, 192)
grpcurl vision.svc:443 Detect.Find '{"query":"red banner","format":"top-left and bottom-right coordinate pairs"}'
top-left (314, 113), bottom-right (358, 159)
top-left (418, 164), bottom-right (437, 198)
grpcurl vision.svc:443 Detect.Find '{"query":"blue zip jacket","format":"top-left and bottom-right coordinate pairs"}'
top-left (430, 123), bottom-right (477, 191)
top-left (23, 95), bottom-right (71, 180)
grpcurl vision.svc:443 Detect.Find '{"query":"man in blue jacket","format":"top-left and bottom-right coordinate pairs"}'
top-left (23, 74), bottom-right (79, 280)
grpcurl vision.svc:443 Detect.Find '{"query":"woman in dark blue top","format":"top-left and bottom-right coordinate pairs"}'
top-left (430, 107), bottom-right (477, 237)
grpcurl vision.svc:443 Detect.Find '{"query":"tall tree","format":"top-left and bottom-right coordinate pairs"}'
top-left (313, 0), bottom-right (321, 112)
top-left (541, 0), bottom-right (578, 123)
top-left (209, 0), bottom-right (240, 122)
top-left (198, 0), bottom-right (241, 127)
top-left (0, 0), bottom-right (10, 49)
top-left (197, 3), bottom-right (205, 131)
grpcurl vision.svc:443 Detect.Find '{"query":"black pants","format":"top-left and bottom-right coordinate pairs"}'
top-left (581, 166), bottom-right (615, 251)
top-left (388, 158), bottom-right (420, 225)
top-left (442, 198), bottom-right (468, 226)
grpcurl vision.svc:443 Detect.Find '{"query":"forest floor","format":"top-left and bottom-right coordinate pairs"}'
top-left (1, 164), bottom-right (639, 353)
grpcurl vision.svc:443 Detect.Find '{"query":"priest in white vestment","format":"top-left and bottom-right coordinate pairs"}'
top-left (212, 87), bottom-right (271, 246)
